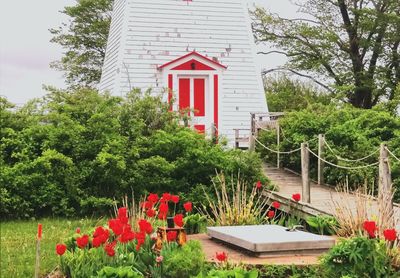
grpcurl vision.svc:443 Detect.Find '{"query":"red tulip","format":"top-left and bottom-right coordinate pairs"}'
top-left (167, 231), bottom-right (177, 242)
top-left (158, 211), bottom-right (167, 220)
top-left (109, 219), bottom-right (124, 236)
top-left (104, 241), bottom-right (116, 257)
top-left (118, 226), bottom-right (135, 243)
top-left (171, 195), bottom-right (180, 204)
top-left (174, 214), bottom-right (184, 227)
top-left (76, 235), bottom-right (89, 249)
top-left (92, 236), bottom-right (103, 247)
top-left (292, 193), bottom-right (301, 202)
top-left (93, 226), bottom-right (107, 238)
top-left (118, 207), bottom-right (128, 219)
top-left (383, 229), bottom-right (397, 242)
top-left (147, 193), bottom-right (159, 203)
top-left (363, 220), bottom-right (377, 238)
top-left (159, 202), bottom-right (169, 214)
top-left (56, 244), bottom-right (67, 256)
top-left (146, 209), bottom-right (156, 218)
top-left (215, 251), bottom-right (228, 262)
top-left (183, 202), bottom-right (193, 212)
top-left (76, 227), bottom-right (81, 234)
top-left (142, 201), bottom-right (154, 210)
top-left (138, 219), bottom-right (153, 234)
top-left (136, 231), bottom-right (146, 250)
top-left (272, 201), bottom-right (280, 209)
top-left (256, 181), bottom-right (262, 189)
top-left (267, 210), bottom-right (275, 219)
top-left (161, 193), bottom-right (171, 202)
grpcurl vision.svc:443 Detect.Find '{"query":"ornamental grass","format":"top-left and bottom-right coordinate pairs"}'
top-left (199, 172), bottom-right (271, 226)
top-left (332, 182), bottom-right (398, 239)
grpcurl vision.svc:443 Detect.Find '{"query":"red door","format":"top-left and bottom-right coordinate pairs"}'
top-left (179, 77), bottom-right (206, 133)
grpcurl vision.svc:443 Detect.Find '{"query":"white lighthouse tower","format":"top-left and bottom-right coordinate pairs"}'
top-left (100, 0), bottom-right (268, 146)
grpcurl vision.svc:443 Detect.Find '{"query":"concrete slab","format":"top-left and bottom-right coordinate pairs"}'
top-left (207, 225), bottom-right (335, 257)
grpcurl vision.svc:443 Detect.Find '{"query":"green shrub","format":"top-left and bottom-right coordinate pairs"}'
top-left (257, 104), bottom-right (400, 201)
top-left (321, 236), bottom-right (395, 277)
top-left (161, 240), bottom-right (205, 278)
top-left (260, 265), bottom-right (322, 278)
top-left (196, 268), bottom-right (259, 278)
top-left (306, 215), bottom-right (338, 235)
top-left (95, 266), bottom-right (143, 278)
top-left (184, 213), bottom-right (207, 234)
top-left (1, 89), bottom-right (268, 219)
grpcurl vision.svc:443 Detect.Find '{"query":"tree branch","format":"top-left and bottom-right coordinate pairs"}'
top-left (257, 50), bottom-right (302, 57)
top-left (262, 67), bottom-right (334, 92)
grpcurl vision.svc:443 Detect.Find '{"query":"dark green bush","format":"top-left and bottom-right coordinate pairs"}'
top-left (0, 89), bottom-right (267, 219)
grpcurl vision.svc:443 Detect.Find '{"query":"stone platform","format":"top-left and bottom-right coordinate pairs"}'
top-left (207, 225), bottom-right (335, 257)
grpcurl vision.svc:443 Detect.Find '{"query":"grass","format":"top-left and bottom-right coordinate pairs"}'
top-left (0, 218), bottom-right (99, 278)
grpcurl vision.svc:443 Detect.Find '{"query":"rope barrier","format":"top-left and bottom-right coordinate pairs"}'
top-left (323, 138), bottom-right (380, 162)
top-left (255, 137), bottom-right (301, 154)
top-left (307, 147), bottom-right (379, 170)
top-left (385, 147), bottom-right (400, 162)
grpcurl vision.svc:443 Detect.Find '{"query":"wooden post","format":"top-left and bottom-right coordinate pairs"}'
top-left (249, 134), bottom-right (255, 151)
top-left (318, 134), bottom-right (325, 185)
top-left (234, 129), bottom-right (239, 149)
top-left (249, 113), bottom-right (256, 151)
top-left (378, 143), bottom-right (394, 230)
top-left (301, 143), bottom-right (310, 203)
top-left (276, 122), bottom-right (280, 169)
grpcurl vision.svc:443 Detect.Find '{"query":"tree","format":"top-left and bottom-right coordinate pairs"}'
top-left (50, 0), bottom-right (113, 88)
top-left (252, 0), bottom-right (400, 109)
top-left (264, 75), bottom-right (332, 112)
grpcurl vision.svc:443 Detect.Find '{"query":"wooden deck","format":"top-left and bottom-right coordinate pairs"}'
top-left (263, 165), bottom-right (400, 226)
top-left (188, 234), bottom-right (321, 265)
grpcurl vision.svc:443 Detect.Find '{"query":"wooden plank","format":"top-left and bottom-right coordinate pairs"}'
top-left (263, 164), bottom-right (400, 226)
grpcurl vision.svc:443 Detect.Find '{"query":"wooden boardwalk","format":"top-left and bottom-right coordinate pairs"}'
top-left (263, 164), bottom-right (400, 227)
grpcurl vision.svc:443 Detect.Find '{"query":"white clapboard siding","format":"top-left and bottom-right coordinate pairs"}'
top-left (100, 0), bottom-right (269, 146)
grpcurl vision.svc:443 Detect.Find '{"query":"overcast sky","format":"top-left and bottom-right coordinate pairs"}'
top-left (0, 0), bottom-right (298, 104)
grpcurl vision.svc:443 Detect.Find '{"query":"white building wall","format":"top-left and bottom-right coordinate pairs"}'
top-left (100, 0), bottom-right (269, 146)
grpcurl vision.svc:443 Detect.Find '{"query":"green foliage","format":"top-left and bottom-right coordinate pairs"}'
top-left (184, 213), bottom-right (207, 235)
top-left (49, 0), bottom-right (113, 88)
top-left (264, 75), bottom-right (332, 112)
top-left (1, 89), bottom-right (267, 218)
top-left (252, 1), bottom-right (400, 109)
top-left (0, 218), bottom-right (98, 278)
top-left (260, 265), bottom-right (322, 278)
top-left (257, 104), bottom-right (400, 201)
top-left (95, 266), bottom-right (143, 278)
top-left (196, 268), bottom-right (259, 278)
top-left (161, 240), bottom-right (205, 278)
top-left (321, 237), bottom-right (395, 278)
top-left (306, 215), bottom-right (338, 235)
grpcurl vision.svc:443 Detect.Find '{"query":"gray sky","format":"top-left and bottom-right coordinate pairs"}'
top-left (0, 0), bottom-right (298, 104)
